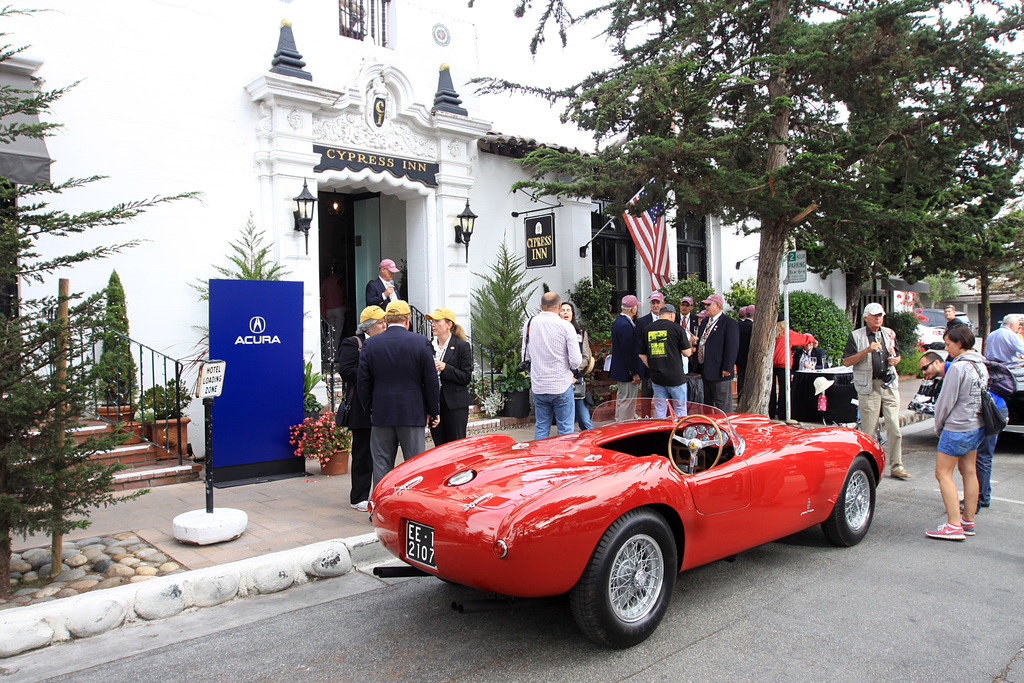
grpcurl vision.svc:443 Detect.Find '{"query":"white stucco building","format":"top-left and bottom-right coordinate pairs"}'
top-left (4, 1), bottom-right (845, 453)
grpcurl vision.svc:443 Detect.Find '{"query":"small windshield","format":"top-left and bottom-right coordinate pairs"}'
top-left (590, 398), bottom-right (739, 447)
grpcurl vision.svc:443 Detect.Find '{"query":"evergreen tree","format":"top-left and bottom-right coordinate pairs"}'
top-left (470, 240), bottom-right (539, 369)
top-left (0, 12), bottom-right (194, 596)
top-left (477, 0), bottom-right (1024, 413)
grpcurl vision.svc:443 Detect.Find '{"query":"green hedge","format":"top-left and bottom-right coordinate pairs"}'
top-left (780, 291), bottom-right (853, 364)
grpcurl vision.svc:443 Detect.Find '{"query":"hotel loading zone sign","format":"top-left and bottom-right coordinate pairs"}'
top-left (525, 214), bottom-right (555, 269)
top-left (314, 145), bottom-right (439, 186)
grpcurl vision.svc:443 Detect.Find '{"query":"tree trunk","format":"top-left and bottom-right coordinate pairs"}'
top-left (737, 0), bottom-right (791, 417)
top-left (739, 218), bottom-right (790, 415)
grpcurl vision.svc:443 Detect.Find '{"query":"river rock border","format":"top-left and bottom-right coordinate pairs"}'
top-left (0, 533), bottom-right (384, 658)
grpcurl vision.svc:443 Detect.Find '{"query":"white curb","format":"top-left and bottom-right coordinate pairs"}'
top-left (0, 534), bottom-right (385, 658)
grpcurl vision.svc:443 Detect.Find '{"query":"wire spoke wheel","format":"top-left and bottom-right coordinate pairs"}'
top-left (608, 534), bottom-right (664, 623)
top-left (844, 469), bottom-right (871, 532)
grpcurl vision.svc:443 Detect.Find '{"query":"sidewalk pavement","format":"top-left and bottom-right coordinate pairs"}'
top-left (4, 379), bottom-right (927, 657)
top-left (14, 375), bottom-right (927, 572)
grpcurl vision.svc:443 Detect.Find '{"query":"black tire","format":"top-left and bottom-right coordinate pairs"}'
top-left (569, 508), bottom-right (677, 648)
top-left (821, 455), bottom-right (875, 547)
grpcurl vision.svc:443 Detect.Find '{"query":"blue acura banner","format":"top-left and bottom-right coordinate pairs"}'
top-left (209, 279), bottom-right (304, 478)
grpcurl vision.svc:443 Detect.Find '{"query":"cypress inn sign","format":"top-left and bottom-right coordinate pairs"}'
top-left (313, 145), bottom-right (440, 186)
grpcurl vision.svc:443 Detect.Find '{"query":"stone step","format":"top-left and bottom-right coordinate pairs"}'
top-left (112, 463), bottom-right (203, 491)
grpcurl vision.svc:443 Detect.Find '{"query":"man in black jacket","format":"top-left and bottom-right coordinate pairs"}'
top-left (694, 294), bottom-right (740, 412)
top-left (358, 300), bottom-right (440, 486)
top-left (364, 258), bottom-right (400, 310)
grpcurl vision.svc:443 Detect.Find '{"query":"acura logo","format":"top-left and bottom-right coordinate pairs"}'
top-left (235, 316), bottom-right (281, 346)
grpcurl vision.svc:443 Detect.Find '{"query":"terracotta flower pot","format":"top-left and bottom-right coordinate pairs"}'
top-left (146, 417), bottom-right (192, 458)
top-left (320, 450), bottom-right (350, 475)
top-left (97, 405), bottom-right (133, 422)
top-left (117, 421), bottom-right (145, 445)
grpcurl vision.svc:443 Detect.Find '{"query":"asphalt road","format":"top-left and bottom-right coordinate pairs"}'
top-left (5, 422), bottom-right (1024, 683)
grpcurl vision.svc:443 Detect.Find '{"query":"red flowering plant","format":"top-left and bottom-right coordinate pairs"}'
top-left (289, 413), bottom-right (352, 466)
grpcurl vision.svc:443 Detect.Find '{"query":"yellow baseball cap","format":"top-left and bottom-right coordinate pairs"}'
top-left (359, 306), bottom-right (385, 323)
top-left (425, 307), bottom-right (456, 324)
top-left (385, 300), bottom-right (411, 316)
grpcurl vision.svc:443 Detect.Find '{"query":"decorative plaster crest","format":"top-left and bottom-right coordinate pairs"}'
top-left (287, 109), bottom-right (303, 131)
top-left (313, 115), bottom-right (438, 160)
top-left (447, 140), bottom-right (462, 159)
top-left (365, 74), bottom-right (394, 131)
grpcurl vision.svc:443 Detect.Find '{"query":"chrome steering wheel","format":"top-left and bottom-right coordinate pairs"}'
top-left (668, 415), bottom-right (725, 475)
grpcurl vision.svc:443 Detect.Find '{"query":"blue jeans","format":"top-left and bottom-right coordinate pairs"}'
top-left (575, 398), bottom-right (593, 430)
top-left (976, 406), bottom-right (1008, 506)
top-left (534, 385), bottom-right (575, 440)
top-left (652, 382), bottom-right (688, 419)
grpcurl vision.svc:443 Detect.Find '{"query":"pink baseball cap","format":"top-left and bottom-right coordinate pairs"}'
top-left (702, 294), bottom-right (725, 307)
top-left (379, 259), bottom-right (399, 273)
top-left (622, 295), bottom-right (640, 308)
top-left (650, 292), bottom-right (665, 301)
top-left (697, 310), bottom-right (709, 318)
top-left (680, 296), bottom-right (694, 305)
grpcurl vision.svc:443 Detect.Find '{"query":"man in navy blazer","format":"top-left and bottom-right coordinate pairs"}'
top-left (694, 294), bottom-right (740, 412)
top-left (357, 299), bottom-right (440, 486)
top-left (365, 258), bottom-right (400, 310)
top-left (610, 295), bottom-right (643, 421)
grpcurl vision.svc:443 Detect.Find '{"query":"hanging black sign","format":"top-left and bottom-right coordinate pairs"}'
top-left (525, 214), bottom-right (555, 268)
top-left (313, 145), bottom-right (439, 186)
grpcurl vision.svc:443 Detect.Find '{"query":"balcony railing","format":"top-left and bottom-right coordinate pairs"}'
top-left (340, 0), bottom-right (391, 47)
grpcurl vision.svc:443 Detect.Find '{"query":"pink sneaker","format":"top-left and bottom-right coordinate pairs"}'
top-left (926, 523), bottom-right (966, 541)
top-left (961, 518), bottom-right (976, 536)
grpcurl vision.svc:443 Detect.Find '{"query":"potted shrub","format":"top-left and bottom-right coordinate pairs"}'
top-left (140, 378), bottom-right (192, 458)
top-left (290, 413), bottom-right (353, 475)
top-left (497, 355), bottom-right (531, 418)
top-left (96, 270), bottom-right (138, 421)
top-left (303, 359), bottom-right (323, 417)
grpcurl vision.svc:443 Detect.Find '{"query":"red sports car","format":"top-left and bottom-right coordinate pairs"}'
top-left (370, 400), bottom-right (885, 648)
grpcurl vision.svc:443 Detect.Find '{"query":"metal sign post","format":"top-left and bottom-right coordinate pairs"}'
top-left (782, 250), bottom-right (806, 423)
top-left (196, 361), bottom-right (226, 513)
top-left (173, 358), bottom-right (247, 547)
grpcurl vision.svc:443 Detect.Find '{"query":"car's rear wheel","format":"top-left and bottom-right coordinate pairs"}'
top-left (822, 455), bottom-right (875, 547)
top-left (569, 508), bottom-right (677, 648)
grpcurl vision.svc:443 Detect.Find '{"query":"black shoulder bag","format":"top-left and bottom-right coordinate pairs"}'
top-left (336, 336), bottom-right (363, 427)
top-left (967, 360), bottom-right (1007, 436)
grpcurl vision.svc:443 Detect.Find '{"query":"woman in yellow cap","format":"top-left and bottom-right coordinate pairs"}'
top-left (338, 306), bottom-right (386, 511)
top-left (426, 307), bottom-right (474, 445)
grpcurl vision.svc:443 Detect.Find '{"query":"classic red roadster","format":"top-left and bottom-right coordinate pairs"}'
top-left (370, 400), bottom-right (885, 648)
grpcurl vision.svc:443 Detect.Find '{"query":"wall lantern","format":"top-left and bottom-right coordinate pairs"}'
top-left (454, 200), bottom-right (477, 262)
top-left (292, 179), bottom-right (317, 255)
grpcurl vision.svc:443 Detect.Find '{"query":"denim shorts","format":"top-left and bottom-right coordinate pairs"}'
top-left (938, 427), bottom-right (984, 457)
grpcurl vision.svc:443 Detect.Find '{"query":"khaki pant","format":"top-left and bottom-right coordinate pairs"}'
top-left (858, 380), bottom-right (903, 469)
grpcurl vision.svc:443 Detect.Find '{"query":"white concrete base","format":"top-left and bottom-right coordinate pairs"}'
top-left (172, 508), bottom-right (248, 546)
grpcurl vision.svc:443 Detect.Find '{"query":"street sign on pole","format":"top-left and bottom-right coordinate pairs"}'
top-left (786, 250), bottom-right (807, 284)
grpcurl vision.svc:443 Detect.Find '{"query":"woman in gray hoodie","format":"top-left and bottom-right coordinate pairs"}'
top-left (927, 325), bottom-right (986, 541)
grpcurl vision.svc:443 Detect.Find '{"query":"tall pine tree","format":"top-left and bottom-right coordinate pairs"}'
top-left (0, 10), bottom-right (194, 596)
top-left (477, 0), bottom-right (1024, 412)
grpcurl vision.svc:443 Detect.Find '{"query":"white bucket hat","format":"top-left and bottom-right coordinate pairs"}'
top-left (813, 377), bottom-right (835, 396)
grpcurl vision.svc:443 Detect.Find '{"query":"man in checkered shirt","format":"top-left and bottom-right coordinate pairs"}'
top-left (521, 292), bottom-right (583, 440)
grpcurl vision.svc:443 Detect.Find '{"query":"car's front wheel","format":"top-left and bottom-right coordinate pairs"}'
top-left (821, 455), bottom-right (875, 547)
top-left (569, 508), bottom-right (677, 648)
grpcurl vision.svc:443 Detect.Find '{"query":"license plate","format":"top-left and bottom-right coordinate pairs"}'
top-left (405, 520), bottom-right (435, 569)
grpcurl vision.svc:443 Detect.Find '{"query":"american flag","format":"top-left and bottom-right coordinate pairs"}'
top-left (623, 187), bottom-right (670, 289)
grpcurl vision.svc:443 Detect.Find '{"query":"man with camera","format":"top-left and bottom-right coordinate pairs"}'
top-left (843, 302), bottom-right (909, 479)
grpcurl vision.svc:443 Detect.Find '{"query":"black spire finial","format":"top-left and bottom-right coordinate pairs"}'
top-left (432, 63), bottom-right (468, 116)
top-left (270, 20), bottom-right (312, 81)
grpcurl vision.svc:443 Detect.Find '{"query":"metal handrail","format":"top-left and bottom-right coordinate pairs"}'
top-left (86, 329), bottom-right (188, 465)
